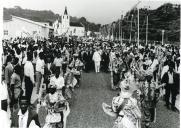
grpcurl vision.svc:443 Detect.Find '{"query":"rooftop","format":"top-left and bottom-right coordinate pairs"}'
top-left (4, 15), bottom-right (53, 29)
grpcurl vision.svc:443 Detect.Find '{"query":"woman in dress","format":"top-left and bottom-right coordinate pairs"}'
top-left (103, 72), bottom-right (141, 128)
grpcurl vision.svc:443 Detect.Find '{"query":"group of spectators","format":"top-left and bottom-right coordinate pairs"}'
top-left (0, 36), bottom-right (180, 128)
top-left (102, 40), bottom-right (180, 128)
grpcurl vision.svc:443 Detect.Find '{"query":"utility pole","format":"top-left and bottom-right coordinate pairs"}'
top-left (119, 19), bottom-right (120, 42)
top-left (146, 6), bottom-right (149, 45)
top-left (146, 15), bottom-right (148, 45)
top-left (112, 26), bottom-right (114, 41)
top-left (132, 0), bottom-right (141, 47)
top-left (162, 30), bottom-right (165, 45)
top-left (121, 15), bottom-right (123, 45)
top-left (129, 14), bottom-right (133, 43)
top-left (137, 6), bottom-right (139, 47)
top-left (129, 0), bottom-right (141, 46)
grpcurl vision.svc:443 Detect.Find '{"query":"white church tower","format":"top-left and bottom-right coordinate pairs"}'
top-left (61, 6), bottom-right (70, 34)
top-left (53, 6), bottom-right (85, 37)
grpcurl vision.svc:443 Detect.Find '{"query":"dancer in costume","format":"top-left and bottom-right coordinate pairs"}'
top-left (103, 72), bottom-right (141, 128)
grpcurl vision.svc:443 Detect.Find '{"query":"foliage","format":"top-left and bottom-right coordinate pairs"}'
top-left (100, 3), bottom-right (180, 42)
top-left (3, 6), bottom-right (101, 32)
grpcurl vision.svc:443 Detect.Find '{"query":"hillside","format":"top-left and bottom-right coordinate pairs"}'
top-left (100, 3), bottom-right (180, 42)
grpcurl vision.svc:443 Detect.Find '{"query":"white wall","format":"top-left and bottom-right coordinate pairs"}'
top-left (3, 17), bottom-right (49, 39)
top-left (69, 26), bottom-right (85, 37)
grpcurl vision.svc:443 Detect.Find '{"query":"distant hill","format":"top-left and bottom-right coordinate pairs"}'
top-left (3, 6), bottom-right (101, 32)
top-left (100, 3), bottom-right (180, 42)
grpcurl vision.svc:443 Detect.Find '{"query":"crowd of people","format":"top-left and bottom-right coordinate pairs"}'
top-left (0, 36), bottom-right (180, 128)
top-left (102, 40), bottom-right (180, 128)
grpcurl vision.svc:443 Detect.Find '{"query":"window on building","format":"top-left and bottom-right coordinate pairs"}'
top-left (67, 16), bottom-right (68, 19)
top-left (4, 30), bottom-right (8, 35)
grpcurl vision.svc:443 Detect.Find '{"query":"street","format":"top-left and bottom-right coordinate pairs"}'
top-left (65, 72), bottom-right (180, 128)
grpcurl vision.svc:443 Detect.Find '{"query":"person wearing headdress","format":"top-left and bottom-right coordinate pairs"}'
top-left (102, 73), bottom-right (141, 128)
top-left (139, 73), bottom-right (160, 128)
top-left (69, 53), bottom-right (84, 87)
top-left (109, 48), bottom-right (116, 71)
top-left (112, 52), bottom-right (122, 89)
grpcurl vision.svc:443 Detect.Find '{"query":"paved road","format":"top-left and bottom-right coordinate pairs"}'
top-left (66, 72), bottom-right (180, 128)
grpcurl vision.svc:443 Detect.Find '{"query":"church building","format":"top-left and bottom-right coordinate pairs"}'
top-left (53, 7), bottom-right (85, 37)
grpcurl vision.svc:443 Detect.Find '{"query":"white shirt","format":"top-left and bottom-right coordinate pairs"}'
top-left (36, 58), bottom-right (45, 74)
top-left (168, 71), bottom-right (174, 84)
top-left (24, 61), bottom-right (34, 84)
top-left (47, 63), bottom-right (51, 70)
top-left (49, 92), bottom-right (59, 103)
top-left (92, 51), bottom-right (101, 62)
top-left (0, 110), bottom-right (10, 128)
top-left (15, 53), bottom-right (22, 65)
top-left (110, 51), bottom-right (116, 62)
top-left (53, 58), bottom-right (63, 67)
top-left (37, 49), bottom-right (43, 57)
top-left (18, 110), bottom-right (29, 128)
top-left (50, 76), bottom-right (65, 90)
top-left (161, 65), bottom-right (169, 79)
top-left (0, 81), bottom-right (8, 109)
top-left (150, 59), bottom-right (159, 71)
top-left (22, 57), bottom-right (27, 65)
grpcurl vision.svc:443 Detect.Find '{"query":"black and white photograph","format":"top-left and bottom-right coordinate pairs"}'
top-left (0, 0), bottom-right (180, 128)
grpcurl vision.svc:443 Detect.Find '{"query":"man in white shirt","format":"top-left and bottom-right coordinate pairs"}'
top-left (11, 96), bottom-right (40, 128)
top-left (92, 47), bottom-right (101, 73)
top-left (50, 67), bottom-right (65, 90)
top-left (161, 64), bottom-right (178, 111)
top-left (36, 52), bottom-right (45, 94)
top-left (24, 52), bottom-right (35, 103)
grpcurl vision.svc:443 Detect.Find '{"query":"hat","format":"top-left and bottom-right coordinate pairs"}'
top-left (119, 72), bottom-right (138, 98)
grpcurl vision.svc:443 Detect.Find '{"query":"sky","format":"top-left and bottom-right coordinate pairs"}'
top-left (2, 0), bottom-right (180, 25)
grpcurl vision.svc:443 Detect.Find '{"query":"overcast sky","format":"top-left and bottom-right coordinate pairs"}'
top-left (2, 0), bottom-right (180, 24)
